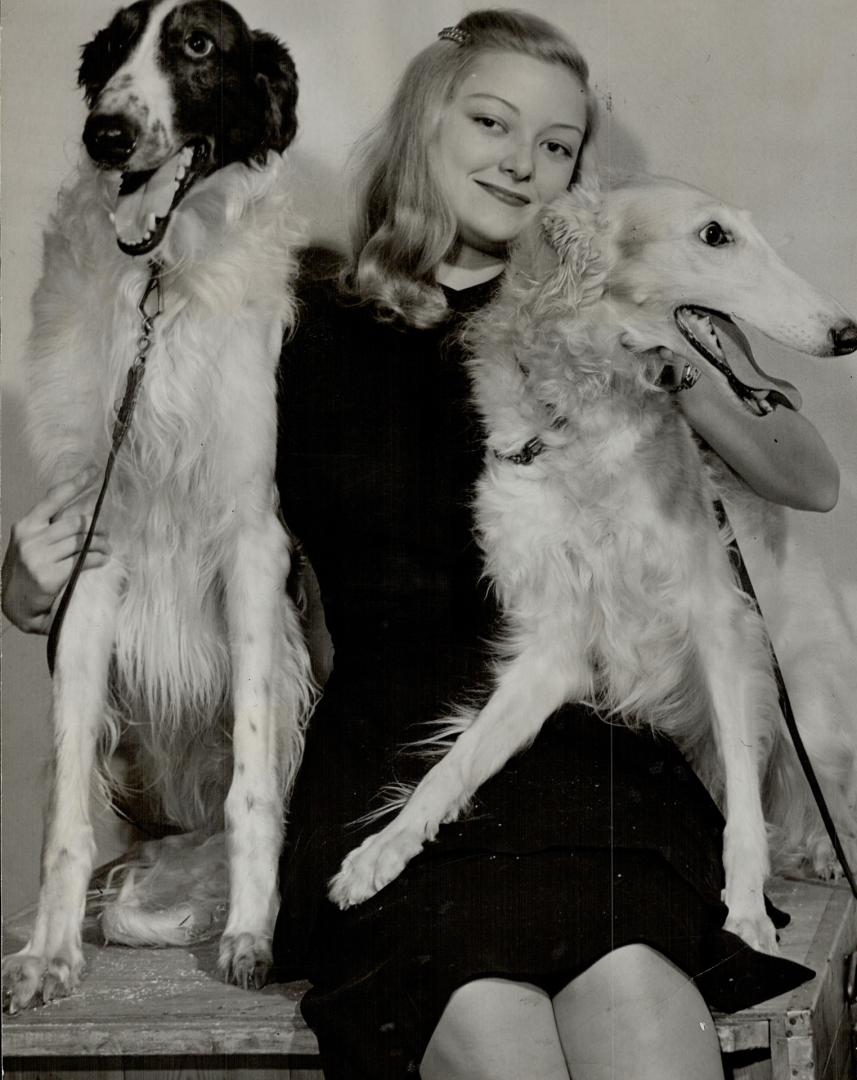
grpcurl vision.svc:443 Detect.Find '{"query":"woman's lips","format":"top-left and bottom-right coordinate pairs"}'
top-left (474, 180), bottom-right (531, 207)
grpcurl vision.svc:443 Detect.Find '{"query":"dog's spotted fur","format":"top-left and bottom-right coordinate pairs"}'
top-left (2, 0), bottom-right (311, 1013)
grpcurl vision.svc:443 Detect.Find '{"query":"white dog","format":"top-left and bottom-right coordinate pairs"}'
top-left (2, 0), bottom-right (312, 1013)
top-left (329, 179), bottom-right (857, 953)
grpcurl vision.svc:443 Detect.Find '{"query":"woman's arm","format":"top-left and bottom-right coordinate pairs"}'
top-left (675, 374), bottom-right (839, 511)
top-left (1, 467), bottom-right (110, 633)
top-left (665, 319), bottom-right (840, 512)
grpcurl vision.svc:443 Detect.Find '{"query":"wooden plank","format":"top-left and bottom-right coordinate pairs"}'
top-left (2, 1060), bottom-right (126, 1080)
top-left (780, 883), bottom-right (857, 1080)
top-left (2, 909), bottom-right (320, 1059)
top-left (726, 1051), bottom-right (774, 1080)
top-left (714, 878), bottom-right (853, 1056)
top-left (2, 1056), bottom-right (325, 1079)
top-left (768, 1014), bottom-right (792, 1080)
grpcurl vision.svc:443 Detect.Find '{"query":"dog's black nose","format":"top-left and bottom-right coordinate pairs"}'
top-left (83, 113), bottom-right (138, 166)
top-left (831, 320), bottom-right (857, 356)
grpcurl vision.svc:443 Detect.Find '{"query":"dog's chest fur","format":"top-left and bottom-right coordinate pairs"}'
top-left (471, 332), bottom-right (715, 650)
top-left (26, 156), bottom-right (298, 739)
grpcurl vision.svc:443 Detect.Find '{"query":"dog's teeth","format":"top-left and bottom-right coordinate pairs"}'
top-left (176, 165), bottom-right (186, 181)
top-left (146, 213), bottom-right (157, 231)
top-left (108, 211), bottom-right (116, 224)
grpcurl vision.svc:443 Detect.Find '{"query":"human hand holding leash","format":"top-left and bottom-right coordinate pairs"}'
top-left (1, 467), bottom-right (111, 634)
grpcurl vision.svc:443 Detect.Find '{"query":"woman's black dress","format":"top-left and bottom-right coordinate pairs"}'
top-left (272, 269), bottom-right (812, 1078)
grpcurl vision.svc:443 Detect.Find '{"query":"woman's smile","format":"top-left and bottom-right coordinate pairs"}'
top-left (473, 179), bottom-right (532, 207)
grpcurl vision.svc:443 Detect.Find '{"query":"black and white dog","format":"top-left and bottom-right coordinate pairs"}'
top-left (3, 0), bottom-right (312, 1012)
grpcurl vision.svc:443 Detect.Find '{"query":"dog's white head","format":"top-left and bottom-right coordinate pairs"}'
top-left (78, 0), bottom-right (298, 256)
top-left (537, 179), bottom-right (857, 369)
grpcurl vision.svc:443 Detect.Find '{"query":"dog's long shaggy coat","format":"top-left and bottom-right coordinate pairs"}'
top-left (2, 0), bottom-right (312, 1014)
top-left (330, 180), bottom-right (857, 952)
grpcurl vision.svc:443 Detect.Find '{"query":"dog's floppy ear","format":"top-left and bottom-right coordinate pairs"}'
top-left (533, 189), bottom-right (608, 312)
top-left (252, 31), bottom-right (299, 153)
top-left (542, 189), bottom-right (602, 266)
top-left (504, 190), bottom-right (606, 326)
top-left (78, 5), bottom-right (143, 107)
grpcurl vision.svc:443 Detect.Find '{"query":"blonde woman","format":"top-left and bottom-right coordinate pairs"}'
top-left (4, 10), bottom-right (837, 1079)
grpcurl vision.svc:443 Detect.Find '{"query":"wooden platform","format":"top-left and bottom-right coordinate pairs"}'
top-left (713, 878), bottom-right (856, 1079)
top-left (3, 877), bottom-right (854, 1079)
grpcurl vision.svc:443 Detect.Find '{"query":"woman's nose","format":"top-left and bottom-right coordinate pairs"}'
top-left (500, 143), bottom-right (533, 182)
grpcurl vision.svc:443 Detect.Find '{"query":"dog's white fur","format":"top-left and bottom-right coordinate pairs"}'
top-left (2, 38), bottom-right (311, 1012)
top-left (329, 179), bottom-right (857, 951)
top-left (719, 479), bottom-right (857, 878)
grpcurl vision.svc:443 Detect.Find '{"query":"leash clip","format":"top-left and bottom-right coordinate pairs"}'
top-left (113, 262), bottom-right (163, 424)
top-left (139, 260), bottom-right (163, 322)
top-left (494, 436), bottom-right (546, 466)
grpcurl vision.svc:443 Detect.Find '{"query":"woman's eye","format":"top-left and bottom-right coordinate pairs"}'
top-left (544, 140), bottom-right (572, 158)
top-left (699, 221), bottom-right (732, 247)
top-left (473, 116), bottom-right (503, 132)
top-left (184, 31), bottom-right (214, 58)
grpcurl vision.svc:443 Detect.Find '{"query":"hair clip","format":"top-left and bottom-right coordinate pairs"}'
top-left (437, 25), bottom-right (469, 46)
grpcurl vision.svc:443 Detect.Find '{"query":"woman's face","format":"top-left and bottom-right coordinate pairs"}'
top-left (434, 50), bottom-right (588, 266)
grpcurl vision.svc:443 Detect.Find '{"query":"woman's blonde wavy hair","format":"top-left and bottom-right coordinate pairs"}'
top-left (345, 8), bottom-right (599, 328)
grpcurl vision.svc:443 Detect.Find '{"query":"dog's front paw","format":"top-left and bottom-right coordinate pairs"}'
top-left (329, 825), bottom-right (425, 910)
top-left (723, 909), bottom-right (779, 955)
top-left (2, 950), bottom-right (84, 1013)
top-left (218, 932), bottom-right (272, 991)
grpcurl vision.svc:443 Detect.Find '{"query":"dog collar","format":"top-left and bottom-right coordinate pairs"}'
top-left (493, 436), bottom-right (546, 466)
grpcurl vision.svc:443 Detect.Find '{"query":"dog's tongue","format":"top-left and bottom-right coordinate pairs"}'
top-left (112, 146), bottom-right (194, 245)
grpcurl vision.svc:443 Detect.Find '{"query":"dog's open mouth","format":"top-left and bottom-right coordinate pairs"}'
top-left (111, 139), bottom-right (212, 256)
top-left (674, 306), bottom-right (731, 367)
top-left (673, 305), bottom-right (800, 413)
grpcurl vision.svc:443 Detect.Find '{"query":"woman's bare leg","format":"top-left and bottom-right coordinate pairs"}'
top-left (421, 977), bottom-right (571, 1080)
top-left (552, 944), bottom-right (725, 1080)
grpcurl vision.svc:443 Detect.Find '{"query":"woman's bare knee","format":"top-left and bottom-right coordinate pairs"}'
top-left (552, 945), bottom-right (725, 1080)
top-left (420, 977), bottom-right (570, 1080)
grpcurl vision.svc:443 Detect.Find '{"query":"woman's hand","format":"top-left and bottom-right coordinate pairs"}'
top-left (659, 325), bottom-right (839, 511)
top-left (2, 467), bottom-right (111, 634)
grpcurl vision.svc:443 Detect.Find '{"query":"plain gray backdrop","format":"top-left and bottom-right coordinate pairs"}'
top-left (2, 0), bottom-right (856, 915)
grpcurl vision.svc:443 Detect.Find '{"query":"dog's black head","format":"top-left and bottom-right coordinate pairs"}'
top-left (79, 0), bottom-right (298, 255)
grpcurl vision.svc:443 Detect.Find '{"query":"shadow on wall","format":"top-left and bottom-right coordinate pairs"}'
top-left (593, 91), bottom-right (649, 179)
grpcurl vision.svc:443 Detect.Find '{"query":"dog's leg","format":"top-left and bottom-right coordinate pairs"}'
top-left (329, 621), bottom-right (590, 909)
top-left (2, 565), bottom-right (122, 1012)
top-left (218, 509), bottom-right (308, 990)
top-left (694, 590), bottom-right (779, 954)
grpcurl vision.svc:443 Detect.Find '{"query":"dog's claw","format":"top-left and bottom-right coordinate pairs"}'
top-left (218, 932), bottom-right (271, 991)
top-left (2, 952), bottom-right (82, 1013)
top-left (42, 967), bottom-right (73, 1004)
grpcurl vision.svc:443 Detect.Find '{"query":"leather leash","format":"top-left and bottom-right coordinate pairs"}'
top-left (715, 499), bottom-right (857, 900)
top-left (47, 261), bottom-right (163, 674)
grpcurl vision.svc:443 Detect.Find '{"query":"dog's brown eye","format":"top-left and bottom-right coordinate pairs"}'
top-left (184, 32), bottom-right (214, 59)
top-left (699, 222), bottom-right (731, 247)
